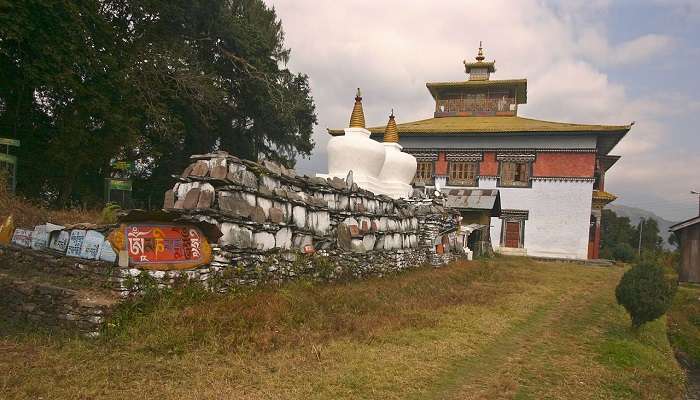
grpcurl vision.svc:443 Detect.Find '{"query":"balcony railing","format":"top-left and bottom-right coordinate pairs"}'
top-left (435, 98), bottom-right (517, 116)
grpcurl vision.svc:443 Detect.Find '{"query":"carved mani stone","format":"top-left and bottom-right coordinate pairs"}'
top-left (196, 188), bottom-right (214, 209)
top-left (269, 207), bottom-right (284, 224)
top-left (191, 160), bottom-right (210, 177)
top-left (163, 189), bottom-right (175, 209)
top-left (336, 223), bottom-right (352, 251)
top-left (183, 188), bottom-right (201, 209)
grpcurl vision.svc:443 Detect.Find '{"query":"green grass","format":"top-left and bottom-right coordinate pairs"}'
top-left (0, 258), bottom-right (685, 399)
top-left (668, 284), bottom-right (700, 366)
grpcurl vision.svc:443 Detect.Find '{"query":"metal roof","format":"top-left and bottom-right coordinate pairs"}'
top-left (670, 216), bottom-right (700, 232)
top-left (444, 189), bottom-right (501, 215)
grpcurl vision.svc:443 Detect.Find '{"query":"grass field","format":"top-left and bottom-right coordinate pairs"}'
top-left (0, 257), bottom-right (685, 399)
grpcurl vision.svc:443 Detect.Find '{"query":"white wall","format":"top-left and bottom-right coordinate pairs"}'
top-left (480, 177), bottom-right (593, 259)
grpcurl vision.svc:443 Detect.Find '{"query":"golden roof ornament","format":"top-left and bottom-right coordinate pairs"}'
top-left (349, 88), bottom-right (366, 128)
top-left (383, 109), bottom-right (399, 143)
top-left (476, 41), bottom-right (485, 62)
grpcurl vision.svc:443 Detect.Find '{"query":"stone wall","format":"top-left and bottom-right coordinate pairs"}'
top-left (0, 151), bottom-right (463, 334)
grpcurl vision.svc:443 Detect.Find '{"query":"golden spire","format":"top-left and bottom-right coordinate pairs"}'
top-left (383, 109), bottom-right (399, 143)
top-left (349, 88), bottom-right (366, 128)
top-left (475, 41), bottom-right (485, 62)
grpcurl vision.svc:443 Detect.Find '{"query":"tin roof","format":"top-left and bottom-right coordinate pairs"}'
top-left (444, 189), bottom-right (501, 216)
top-left (670, 216), bottom-right (700, 232)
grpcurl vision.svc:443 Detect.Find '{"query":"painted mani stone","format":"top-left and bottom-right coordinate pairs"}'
top-left (108, 224), bottom-right (212, 270)
top-left (49, 230), bottom-right (71, 253)
top-left (79, 230), bottom-right (105, 260)
top-left (11, 228), bottom-right (33, 248)
top-left (66, 230), bottom-right (87, 257)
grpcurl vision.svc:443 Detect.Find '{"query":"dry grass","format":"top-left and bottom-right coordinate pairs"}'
top-left (0, 179), bottom-right (100, 228)
top-left (0, 258), bottom-right (685, 399)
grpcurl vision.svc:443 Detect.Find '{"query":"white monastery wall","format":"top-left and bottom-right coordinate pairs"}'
top-left (479, 177), bottom-right (593, 259)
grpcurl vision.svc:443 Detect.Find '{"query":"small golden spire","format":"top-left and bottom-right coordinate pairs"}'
top-left (349, 88), bottom-right (366, 128)
top-left (383, 109), bottom-right (399, 143)
top-left (475, 41), bottom-right (485, 62)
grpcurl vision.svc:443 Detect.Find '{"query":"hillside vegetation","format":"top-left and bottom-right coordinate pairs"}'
top-left (0, 258), bottom-right (684, 399)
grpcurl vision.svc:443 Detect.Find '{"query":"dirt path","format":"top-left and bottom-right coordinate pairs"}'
top-left (418, 271), bottom-right (616, 399)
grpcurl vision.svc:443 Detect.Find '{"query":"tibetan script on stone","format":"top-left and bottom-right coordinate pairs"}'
top-left (108, 224), bottom-right (212, 270)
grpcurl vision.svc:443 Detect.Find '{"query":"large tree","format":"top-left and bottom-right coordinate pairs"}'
top-left (0, 0), bottom-right (316, 206)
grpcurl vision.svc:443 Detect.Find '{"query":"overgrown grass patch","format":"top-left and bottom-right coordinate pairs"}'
top-left (0, 258), bottom-right (686, 399)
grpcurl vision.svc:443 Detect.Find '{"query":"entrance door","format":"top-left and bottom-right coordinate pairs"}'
top-left (504, 221), bottom-right (521, 248)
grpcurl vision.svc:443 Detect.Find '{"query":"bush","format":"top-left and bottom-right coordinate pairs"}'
top-left (612, 242), bottom-right (636, 263)
top-left (615, 261), bottom-right (677, 328)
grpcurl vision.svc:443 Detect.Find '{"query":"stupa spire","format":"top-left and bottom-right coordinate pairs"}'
top-left (349, 88), bottom-right (366, 128)
top-left (383, 109), bottom-right (399, 143)
top-left (475, 41), bottom-right (485, 62)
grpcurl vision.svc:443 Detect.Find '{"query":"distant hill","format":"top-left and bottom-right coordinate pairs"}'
top-left (607, 204), bottom-right (678, 250)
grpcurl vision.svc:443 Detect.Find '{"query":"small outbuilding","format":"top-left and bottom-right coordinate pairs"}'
top-left (444, 189), bottom-right (501, 257)
top-left (670, 216), bottom-right (700, 283)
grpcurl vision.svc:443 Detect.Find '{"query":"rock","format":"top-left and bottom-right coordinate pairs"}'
top-left (219, 195), bottom-right (252, 218)
top-left (251, 206), bottom-right (267, 224)
top-left (183, 188), bottom-right (201, 209)
top-left (180, 163), bottom-right (195, 178)
top-left (336, 223), bottom-right (352, 250)
top-left (79, 230), bottom-right (105, 260)
top-left (262, 160), bottom-right (282, 175)
top-left (253, 232), bottom-right (275, 250)
top-left (346, 170), bottom-right (354, 188)
top-left (49, 230), bottom-right (71, 253)
top-left (256, 197), bottom-right (273, 219)
top-left (219, 223), bottom-right (252, 248)
top-left (228, 170), bottom-right (258, 188)
top-left (350, 238), bottom-right (366, 253)
top-left (191, 160), bottom-right (210, 177)
top-left (362, 234), bottom-right (376, 251)
top-left (329, 177), bottom-right (346, 190)
top-left (275, 228), bottom-right (292, 249)
top-left (163, 189), bottom-right (175, 209)
top-left (209, 158), bottom-right (228, 180)
top-left (11, 228), bottom-right (33, 248)
top-left (66, 230), bottom-right (87, 257)
top-left (292, 205), bottom-right (307, 229)
top-left (361, 220), bottom-right (369, 233)
top-left (196, 183), bottom-right (215, 209)
top-left (99, 240), bottom-right (118, 262)
top-left (31, 225), bottom-right (49, 251)
top-left (269, 207), bottom-right (284, 224)
top-left (259, 175), bottom-right (280, 191)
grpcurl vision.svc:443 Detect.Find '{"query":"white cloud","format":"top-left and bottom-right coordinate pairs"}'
top-left (267, 0), bottom-right (693, 220)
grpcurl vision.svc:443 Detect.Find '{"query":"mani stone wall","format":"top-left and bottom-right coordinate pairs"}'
top-left (162, 151), bottom-right (459, 288)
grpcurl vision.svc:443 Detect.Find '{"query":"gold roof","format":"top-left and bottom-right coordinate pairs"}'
top-left (349, 88), bottom-right (365, 128)
top-left (383, 110), bottom-right (399, 143)
top-left (592, 190), bottom-right (617, 202)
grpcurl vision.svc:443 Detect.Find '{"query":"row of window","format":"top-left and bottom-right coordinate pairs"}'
top-left (414, 160), bottom-right (530, 187)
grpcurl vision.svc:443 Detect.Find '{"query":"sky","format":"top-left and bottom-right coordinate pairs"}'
top-left (266, 0), bottom-right (699, 222)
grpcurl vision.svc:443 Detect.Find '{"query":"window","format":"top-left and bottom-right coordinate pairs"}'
top-left (414, 161), bottom-right (434, 184)
top-left (447, 161), bottom-right (477, 186)
top-left (500, 161), bottom-right (530, 187)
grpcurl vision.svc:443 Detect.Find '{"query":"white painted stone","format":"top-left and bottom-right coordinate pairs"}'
top-left (253, 232), bottom-right (276, 250)
top-left (275, 228), bottom-right (292, 249)
top-left (79, 230), bottom-right (104, 260)
top-left (256, 196), bottom-right (273, 218)
top-left (362, 234), bottom-right (376, 251)
top-left (49, 230), bottom-right (71, 253)
top-left (313, 211), bottom-right (331, 235)
top-left (31, 225), bottom-right (50, 250)
top-left (11, 228), bottom-right (33, 248)
top-left (66, 230), bottom-right (87, 257)
top-left (292, 205), bottom-right (307, 229)
top-left (99, 240), bottom-right (118, 263)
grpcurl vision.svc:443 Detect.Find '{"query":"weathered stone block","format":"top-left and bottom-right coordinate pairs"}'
top-left (269, 207), bottom-right (284, 224)
top-left (275, 228), bottom-right (292, 249)
top-left (251, 206), bottom-right (267, 224)
top-left (163, 190), bottom-right (175, 209)
top-left (292, 205), bottom-right (307, 229)
top-left (183, 188), bottom-right (201, 209)
top-left (191, 160), bottom-right (209, 177)
top-left (362, 234), bottom-right (376, 251)
top-left (196, 183), bottom-right (215, 209)
top-left (253, 231), bottom-right (275, 250)
top-left (219, 223), bottom-right (252, 248)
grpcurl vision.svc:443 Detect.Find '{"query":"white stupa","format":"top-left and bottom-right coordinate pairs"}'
top-left (320, 89), bottom-right (417, 199)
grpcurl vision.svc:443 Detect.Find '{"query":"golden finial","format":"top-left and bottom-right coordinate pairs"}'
top-left (349, 88), bottom-right (366, 128)
top-left (476, 41), bottom-right (485, 62)
top-left (383, 109), bottom-right (399, 143)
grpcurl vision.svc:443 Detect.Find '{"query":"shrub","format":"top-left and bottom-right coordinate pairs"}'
top-left (612, 243), bottom-right (636, 263)
top-left (615, 261), bottom-right (677, 328)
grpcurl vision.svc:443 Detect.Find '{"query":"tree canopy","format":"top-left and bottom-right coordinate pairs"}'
top-left (0, 0), bottom-right (316, 206)
top-left (600, 209), bottom-right (666, 262)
